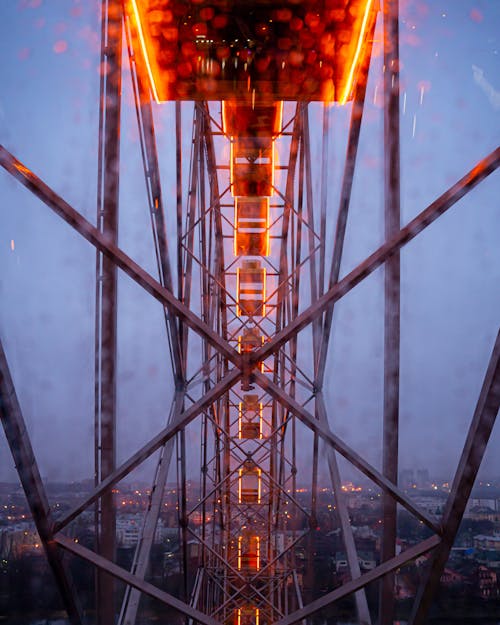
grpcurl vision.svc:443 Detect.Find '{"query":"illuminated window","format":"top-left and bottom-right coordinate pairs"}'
top-left (234, 197), bottom-right (269, 257)
top-left (237, 328), bottom-right (265, 373)
top-left (237, 535), bottom-right (260, 571)
top-left (235, 606), bottom-right (260, 625)
top-left (239, 394), bottom-right (263, 439)
top-left (237, 260), bottom-right (266, 317)
top-left (223, 102), bottom-right (282, 138)
top-left (231, 138), bottom-right (274, 198)
top-left (238, 463), bottom-right (261, 504)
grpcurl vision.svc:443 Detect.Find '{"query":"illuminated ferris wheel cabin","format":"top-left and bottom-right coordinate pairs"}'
top-left (127, 0), bottom-right (377, 103)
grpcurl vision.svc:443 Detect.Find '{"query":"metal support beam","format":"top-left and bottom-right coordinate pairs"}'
top-left (188, 567), bottom-right (204, 625)
top-left (302, 107), bottom-right (321, 358)
top-left (0, 145), bottom-right (240, 367)
top-left (118, 391), bottom-right (185, 625)
top-left (55, 369), bottom-right (242, 532)
top-left (55, 533), bottom-right (222, 625)
top-left (315, 16), bottom-right (375, 388)
top-left (409, 329), bottom-right (500, 625)
top-left (94, 2), bottom-right (122, 621)
top-left (254, 372), bottom-right (440, 532)
top-left (124, 14), bottom-right (184, 384)
top-left (0, 339), bottom-right (83, 625)
top-left (179, 109), bottom-right (202, 366)
top-left (252, 147), bottom-right (500, 367)
top-left (316, 394), bottom-right (371, 625)
top-left (292, 569), bottom-right (307, 625)
top-left (379, 1), bottom-right (401, 622)
top-left (272, 535), bottom-right (441, 625)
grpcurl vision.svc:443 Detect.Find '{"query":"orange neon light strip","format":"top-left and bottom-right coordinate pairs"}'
top-left (265, 200), bottom-right (270, 255)
top-left (131, 3), bottom-right (373, 105)
top-left (237, 608), bottom-right (260, 625)
top-left (238, 468), bottom-right (262, 503)
top-left (237, 536), bottom-right (260, 571)
top-left (275, 101), bottom-right (283, 136)
top-left (129, 0), bottom-right (161, 103)
top-left (234, 197), bottom-right (270, 257)
top-left (236, 267), bottom-right (267, 317)
top-left (229, 139), bottom-right (235, 197)
top-left (262, 267), bottom-right (267, 316)
top-left (338, 0), bottom-right (374, 105)
top-left (236, 266), bottom-right (240, 315)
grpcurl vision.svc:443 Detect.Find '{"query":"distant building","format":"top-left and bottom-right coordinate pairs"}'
top-left (412, 493), bottom-right (446, 516)
top-left (474, 534), bottom-right (500, 569)
top-left (0, 523), bottom-right (41, 559)
top-left (467, 496), bottom-right (500, 512)
top-left (334, 551), bottom-right (376, 573)
top-left (116, 514), bottom-right (169, 547)
top-left (440, 567), bottom-right (466, 587)
top-left (399, 468), bottom-right (431, 490)
top-left (416, 469), bottom-right (430, 490)
top-left (400, 469), bottom-right (415, 490)
top-left (476, 565), bottom-right (499, 599)
top-left (467, 506), bottom-right (500, 522)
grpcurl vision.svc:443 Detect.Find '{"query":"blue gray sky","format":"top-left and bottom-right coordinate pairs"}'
top-left (0, 0), bottom-right (499, 485)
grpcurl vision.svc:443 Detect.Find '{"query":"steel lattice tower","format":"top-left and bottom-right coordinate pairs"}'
top-left (0, 1), bottom-right (499, 625)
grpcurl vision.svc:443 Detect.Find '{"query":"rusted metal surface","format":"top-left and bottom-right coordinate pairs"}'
top-left (94, 2), bottom-right (122, 620)
top-left (272, 535), bottom-right (441, 625)
top-left (55, 533), bottom-right (222, 625)
top-left (409, 329), bottom-right (500, 625)
top-left (0, 145), bottom-right (240, 366)
top-left (54, 369), bottom-right (241, 532)
top-left (254, 372), bottom-right (441, 532)
top-left (0, 340), bottom-right (83, 625)
top-left (251, 146), bottom-right (500, 367)
top-left (317, 394), bottom-right (372, 625)
top-left (379, 0), bottom-right (401, 622)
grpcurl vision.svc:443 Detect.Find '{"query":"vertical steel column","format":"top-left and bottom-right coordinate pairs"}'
top-left (179, 429), bottom-right (189, 600)
top-left (123, 19), bottom-right (184, 384)
top-left (95, 1), bottom-right (122, 623)
top-left (409, 329), bottom-right (500, 625)
top-left (314, 23), bottom-right (374, 388)
top-left (0, 340), bottom-right (83, 625)
top-left (318, 105), bottom-right (330, 300)
top-left (176, 102), bottom-right (183, 302)
top-left (302, 107), bottom-right (321, 357)
top-left (118, 391), bottom-right (185, 625)
top-left (316, 394), bottom-right (372, 625)
top-left (379, 1), bottom-right (401, 623)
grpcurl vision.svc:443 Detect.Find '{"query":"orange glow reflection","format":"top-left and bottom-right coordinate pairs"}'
top-left (236, 261), bottom-right (266, 317)
top-left (236, 607), bottom-right (260, 625)
top-left (237, 535), bottom-right (260, 571)
top-left (128, 0), bottom-right (161, 102)
top-left (338, 0), bottom-right (375, 104)
top-left (238, 466), bottom-right (261, 504)
top-left (238, 396), bottom-right (263, 439)
top-left (127, 0), bottom-right (377, 103)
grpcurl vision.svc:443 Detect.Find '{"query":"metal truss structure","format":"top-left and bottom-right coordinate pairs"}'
top-left (1, 1), bottom-right (499, 625)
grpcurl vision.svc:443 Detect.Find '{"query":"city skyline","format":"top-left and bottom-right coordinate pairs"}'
top-left (1, 1), bottom-right (499, 486)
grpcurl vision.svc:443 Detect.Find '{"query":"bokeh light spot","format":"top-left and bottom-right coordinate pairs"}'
top-left (53, 40), bottom-right (68, 54)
